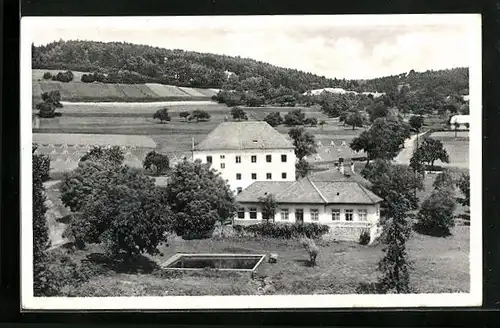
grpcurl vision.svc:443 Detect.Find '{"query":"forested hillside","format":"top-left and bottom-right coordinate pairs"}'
top-left (32, 40), bottom-right (358, 92)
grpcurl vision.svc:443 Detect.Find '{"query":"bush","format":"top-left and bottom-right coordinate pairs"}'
top-left (52, 70), bottom-right (74, 83)
top-left (415, 190), bottom-right (456, 237)
top-left (299, 237), bottom-right (319, 266)
top-left (43, 72), bottom-right (52, 79)
top-left (359, 229), bottom-right (370, 245)
top-left (153, 107), bottom-right (171, 123)
top-left (237, 222), bottom-right (329, 239)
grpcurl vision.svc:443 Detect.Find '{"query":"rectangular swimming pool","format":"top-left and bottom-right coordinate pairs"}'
top-left (161, 253), bottom-right (266, 273)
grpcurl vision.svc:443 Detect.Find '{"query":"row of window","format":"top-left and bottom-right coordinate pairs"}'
top-left (206, 154), bottom-right (288, 164)
top-left (236, 208), bottom-right (369, 221)
top-left (236, 172), bottom-right (287, 180)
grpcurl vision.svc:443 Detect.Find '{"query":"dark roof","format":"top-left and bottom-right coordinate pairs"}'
top-left (194, 121), bottom-right (294, 151)
top-left (236, 177), bottom-right (383, 205)
top-left (309, 166), bottom-right (372, 188)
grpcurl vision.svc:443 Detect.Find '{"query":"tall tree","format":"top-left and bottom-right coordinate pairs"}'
top-left (230, 107), bottom-right (248, 121)
top-left (153, 107), bottom-right (171, 123)
top-left (409, 115), bottom-right (424, 147)
top-left (378, 192), bottom-right (412, 293)
top-left (288, 127), bottom-right (317, 160)
top-left (295, 159), bottom-right (312, 179)
top-left (264, 112), bottom-right (283, 127)
top-left (351, 117), bottom-right (411, 163)
top-left (284, 109), bottom-right (306, 126)
top-left (257, 193), bottom-right (279, 223)
top-left (362, 159), bottom-right (423, 211)
top-left (410, 137), bottom-right (450, 169)
top-left (345, 111), bottom-right (364, 130)
top-left (165, 159), bottom-right (237, 238)
top-left (188, 109), bottom-right (211, 122)
top-left (143, 151), bottom-right (169, 176)
top-left (416, 189), bottom-right (456, 237)
top-left (66, 166), bottom-right (173, 257)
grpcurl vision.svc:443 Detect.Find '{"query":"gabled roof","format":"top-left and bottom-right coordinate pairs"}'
top-left (194, 121), bottom-right (294, 151)
top-left (236, 177), bottom-right (383, 205)
top-left (310, 167), bottom-right (372, 188)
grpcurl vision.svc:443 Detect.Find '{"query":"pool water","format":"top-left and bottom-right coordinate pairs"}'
top-left (163, 254), bottom-right (266, 272)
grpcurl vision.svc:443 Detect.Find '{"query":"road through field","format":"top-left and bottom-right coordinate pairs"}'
top-left (393, 131), bottom-right (428, 165)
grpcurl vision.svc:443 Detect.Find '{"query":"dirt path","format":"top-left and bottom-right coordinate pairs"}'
top-left (393, 131), bottom-right (428, 165)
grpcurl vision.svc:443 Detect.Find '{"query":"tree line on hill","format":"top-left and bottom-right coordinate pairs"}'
top-left (32, 40), bottom-right (468, 114)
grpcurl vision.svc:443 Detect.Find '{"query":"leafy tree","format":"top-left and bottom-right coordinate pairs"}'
top-left (41, 90), bottom-right (63, 108)
top-left (188, 109), bottom-right (211, 122)
top-left (464, 122), bottom-right (470, 130)
top-left (143, 151), bottom-right (169, 176)
top-left (409, 115), bottom-right (424, 133)
top-left (43, 72), bottom-right (52, 79)
top-left (36, 102), bottom-right (57, 118)
top-left (179, 111), bottom-right (190, 121)
top-left (456, 172), bottom-right (470, 206)
top-left (378, 192), bottom-right (412, 293)
top-left (362, 159), bottom-right (423, 211)
top-left (32, 145), bottom-right (50, 182)
top-left (243, 91), bottom-right (264, 107)
top-left (295, 159), bottom-right (311, 179)
top-left (153, 107), bottom-right (171, 123)
top-left (284, 109), bottom-right (306, 126)
top-left (257, 193), bottom-right (279, 223)
top-left (351, 117), bottom-right (411, 163)
top-left (411, 137), bottom-right (449, 170)
top-left (415, 190), bottom-right (456, 237)
top-left (304, 117), bottom-right (318, 127)
top-left (33, 152), bottom-right (53, 295)
top-left (345, 111), bottom-right (364, 130)
top-left (264, 112), bottom-right (283, 127)
top-left (432, 170), bottom-right (454, 191)
top-left (230, 107), bottom-right (248, 121)
top-left (66, 166), bottom-right (173, 257)
top-left (369, 102), bottom-right (389, 122)
top-left (288, 127), bottom-right (317, 160)
top-left (80, 146), bottom-right (124, 168)
top-left (165, 159), bottom-right (237, 238)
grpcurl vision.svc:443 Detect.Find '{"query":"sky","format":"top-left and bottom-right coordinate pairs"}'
top-left (25, 15), bottom-right (480, 80)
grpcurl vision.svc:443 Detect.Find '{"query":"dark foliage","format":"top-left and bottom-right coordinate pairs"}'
top-left (284, 109), bottom-right (306, 126)
top-left (415, 190), bottom-right (456, 237)
top-left (153, 107), bottom-right (171, 123)
top-left (456, 173), bottom-right (470, 207)
top-left (359, 229), bottom-right (371, 245)
top-left (43, 71), bottom-right (52, 79)
top-left (288, 127), bottom-right (317, 160)
top-left (143, 151), bottom-right (169, 176)
top-left (264, 112), bottom-right (283, 127)
top-left (235, 222), bottom-right (329, 239)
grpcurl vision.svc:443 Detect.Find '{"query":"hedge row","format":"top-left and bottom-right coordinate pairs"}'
top-left (234, 222), bottom-right (330, 239)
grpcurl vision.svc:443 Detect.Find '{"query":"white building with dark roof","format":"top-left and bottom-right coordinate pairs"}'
top-left (234, 175), bottom-right (383, 241)
top-left (193, 121), bottom-right (296, 194)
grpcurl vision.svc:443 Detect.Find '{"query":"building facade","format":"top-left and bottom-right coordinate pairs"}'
top-left (234, 175), bottom-right (383, 242)
top-left (193, 121), bottom-right (296, 193)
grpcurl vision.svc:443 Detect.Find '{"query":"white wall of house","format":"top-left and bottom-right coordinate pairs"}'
top-left (234, 202), bottom-right (380, 225)
top-left (193, 148), bottom-right (296, 193)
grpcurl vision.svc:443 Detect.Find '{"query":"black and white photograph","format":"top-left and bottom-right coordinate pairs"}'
top-left (21, 14), bottom-right (482, 310)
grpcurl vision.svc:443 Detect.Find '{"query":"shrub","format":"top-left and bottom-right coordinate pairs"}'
top-left (415, 190), bottom-right (456, 237)
top-left (264, 112), bottom-right (283, 127)
top-left (299, 237), bottom-right (319, 266)
top-left (238, 222), bottom-right (329, 239)
top-left (143, 151), bottom-right (169, 176)
top-left (359, 229), bottom-right (370, 245)
top-left (43, 72), bottom-right (52, 79)
top-left (36, 102), bottom-right (56, 118)
top-left (153, 107), bottom-right (171, 123)
top-left (52, 70), bottom-right (74, 83)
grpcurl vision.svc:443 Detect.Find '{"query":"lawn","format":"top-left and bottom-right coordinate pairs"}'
top-left (429, 131), bottom-right (469, 169)
top-left (49, 225), bottom-right (470, 296)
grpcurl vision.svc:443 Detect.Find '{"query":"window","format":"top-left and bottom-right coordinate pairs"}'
top-left (206, 156), bottom-right (212, 163)
top-left (280, 209), bottom-right (289, 220)
top-left (358, 209), bottom-right (368, 221)
top-left (251, 155), bottom-right (257, 163)
top-left (376, 207), bottom-right (380, 217)
top-left (282, 172), bottom-right (287, 179)
top-left (331, 209), bottom-right (340, 221)
top-left (266, 155), bottom-right (272, 162)
top-left (281, 154), bottom-right (287, 162)
top-left (236, 173), bottom-right (242, 180)
top-left (252, 173), bottom-right (257, 180)
top-left (237, 208), bottom-right (245, 219)
top-left (235, 156), bottom-right (241, 163)
top-left (220, 163), bottom-right (225, 169)
top-left (266, 173), bottom-right (272, 180)
top-left (237, 187), bottom-right (242, 194)
top-left (220, 155), bottom-right (225, 159)
top-left (249, 208), bottom-right (257, 219)
top-left (310, 209), bottom-right (319, 221)
top-left (345, 209), bottom-right (354, 221)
